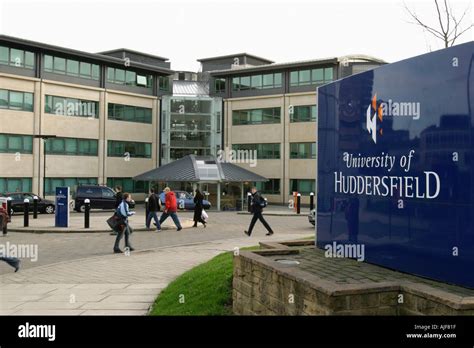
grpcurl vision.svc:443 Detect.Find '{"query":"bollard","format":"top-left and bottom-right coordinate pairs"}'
top-left (296, 193), bottom-right (301, 215)
top-left (23, 198), bottom-right (29, 227)
top-left (84, 199), bottom-right (90, 229)
top-left (7, 197), bottom-right (12, 218)
top-left (145, 197), bottom-right (149, 225)
top-left (247, 192), bottom-right (252, 212)
top-left (33, 196), bottom-right (38, 219)
top-left (309, 192), bottom-right (314, 211)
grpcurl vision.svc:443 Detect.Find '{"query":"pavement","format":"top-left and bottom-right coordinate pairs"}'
top-left (0, 206), bottom-right (315, 315)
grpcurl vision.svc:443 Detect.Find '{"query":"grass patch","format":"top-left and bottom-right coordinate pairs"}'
top-left (149, 246), bottom-right (259, 316)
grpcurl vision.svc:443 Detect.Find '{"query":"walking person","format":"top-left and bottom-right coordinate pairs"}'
top-left (159, 187), bottom-right (182, 231)
top-left (113, 193), bottom-right (136, 253)
top-left (244, 187), bottom-right (274, 236)
top-left (0, 255), bottom-right (20, 272)
top-left (146, 188), bottom-right (161, 231)
top-left (110, 186), bottom-right (123, 236)
top-left (192, 189), bottom-right (206, 228)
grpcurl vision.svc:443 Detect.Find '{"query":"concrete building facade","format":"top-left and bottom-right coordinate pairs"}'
top-left (0, 35), bottom-right (385, 204)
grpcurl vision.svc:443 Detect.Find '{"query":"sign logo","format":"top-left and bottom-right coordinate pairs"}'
top-left (366, 95), bottom-right (383, 144)
top-left (366, 95), bottom-right (421, 144)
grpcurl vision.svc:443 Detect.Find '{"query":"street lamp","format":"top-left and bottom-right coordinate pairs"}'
top-left (34, 135), bottom-right (57, 196)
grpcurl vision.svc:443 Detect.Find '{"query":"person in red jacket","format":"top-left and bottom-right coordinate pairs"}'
top-left (158, 187), bottom-right (182, 231)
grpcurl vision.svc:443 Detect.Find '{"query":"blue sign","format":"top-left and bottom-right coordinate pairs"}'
top-left (55, 186), bottom-right (70, 227)
top-left (317, 42), bottom-right (474, 288)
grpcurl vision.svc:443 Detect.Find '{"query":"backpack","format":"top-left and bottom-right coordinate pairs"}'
top-left (259, 195), bottom-right (268, 208)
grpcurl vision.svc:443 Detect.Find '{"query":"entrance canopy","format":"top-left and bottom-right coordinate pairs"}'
top-left (133, 155), bottom-right (267, 183)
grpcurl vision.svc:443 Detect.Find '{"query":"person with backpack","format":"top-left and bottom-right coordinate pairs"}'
top-left (113, 192), bottom-right (136, 253)
top-left (244, 186), bottom-right (274, 237)
top-left (158, 187), bottom-right (182, 231)
top-left (146, 188), bottom-right (161, 231)
top-left (110, 186), bottom-right (123, 236)
top-left (192, 189), bottom-right (206, 228)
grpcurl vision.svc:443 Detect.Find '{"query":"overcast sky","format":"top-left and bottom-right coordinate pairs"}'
top-left (0, 0), bottom-right (472, 71)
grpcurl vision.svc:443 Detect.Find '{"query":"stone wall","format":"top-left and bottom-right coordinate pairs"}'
top-left (232, 248), bottom-right (474, 316)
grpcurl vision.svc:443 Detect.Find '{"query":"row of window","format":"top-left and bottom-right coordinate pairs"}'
top-left (44, 55), bottom-right (100, 80)
top-left (232, 143), bottom-right (280, 159)
top-left (0, 89), bottom-right (34, 112)
top-left (0, 46), bottom-right (171, 89)
top-left (290, 67), bottom-right (333, 87)
top-left (45, 95), bottom-right (99, 118)
top-left (290, 142), bottom-right (316, 159)
top-left (0, 90), bottom-right (153, 123)
top-left (45, 138), bottom-right (98, 156)
top-left (251, 179), bottom-right (316, 195)
top-left (232, 142), bottom-right (316, 159)
top-left (232, 105), bottom-right (317, 125)
top-left (232, 73), bottom-right (282, 92)
top-left (290, 105), bottom-right (317, 123)
top-left (232, 107), bottom-right (281, 125)
top-left (0, 177), bottom-right (315, 196)
top-left (0, 46), bottom-right (35, 69)
top-left (107, 140), bottom-right (152, 158)
top-left (0, 133), bottom-right (33, 154)
top-left (45, 178), bottom-right (98, 195)
top-left (106, 178), bottom-right (147, 193)
top-left (0, 134), bottom-right (153, 158)
top-left (107, 67), bottom-right (153, 89)
top-left (0, 178), bottom-right (32, 194)
top-left (108, 103), bottom-right (153, 124)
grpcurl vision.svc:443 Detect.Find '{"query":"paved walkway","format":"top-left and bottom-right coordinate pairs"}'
top-left (0, 232), bottom-right (312, 315)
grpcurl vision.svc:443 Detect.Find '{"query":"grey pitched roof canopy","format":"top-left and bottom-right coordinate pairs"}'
top-left (133, 155), bottom-right (267, 182)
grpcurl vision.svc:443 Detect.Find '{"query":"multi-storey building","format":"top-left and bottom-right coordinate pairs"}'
top-left (0, 35), bottom-right (385, 205)
top-left (206, 53), bottom-right (385, 204)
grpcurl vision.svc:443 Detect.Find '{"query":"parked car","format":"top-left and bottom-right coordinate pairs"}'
top-left (173, 190), bottom-right (211, 211)
top-left (0, 197), bottom-right (10, 233)
top-left (308, 208), bottom-right (315, 226)
top-left (74, 185), bottom-right (135, 212)
top-left (0, 192), bottom-right (55, 215)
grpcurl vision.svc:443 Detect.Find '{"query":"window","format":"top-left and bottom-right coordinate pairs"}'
top-left (108, 103), bottom-right (152, 124)
top-left (0, 46), bottom-right (34, 69)
top-left (67, 60), bottom-right (79, 75)
top-left (215, 78), bottom-right (226, 93)
top-left (44, 95), bottom-right (98, 118)
top-left (233, 73), bottom-right (282, 91)
top-left (0, 89), bottom-right (34, 112)
top-left (44, 177), bottom-right (97, 195)
top-left (107, 178), bottom-right (147, 193)
top-left (290, 142), bottom-right (316, 159)
top-left (53, 57), bottom-right (66, 73)
top-left (290, 67), bottom-right (334, 86)
top-left (290, 105), bottom-right (317, 122)
top-left (44, 54), bottom-right (99, 80)
top-left (232, 143), bottom-right (280, 159)
top-left (159, 76), bottom-right (170, 91)
top-left (125, 71), bottom-right (136, 85)
top-left (232, 107), bottom-right (280, 125)
top-left (0, 178), bottom-right (32, 193)
top-left (45, 137), bottom-right (98, 156)
top-left (251, 75), bottom-right (262, 89)
top-left (107, 140), bottom-right (152, 158)
top-left (254, 179), bottom-right (280, 194)
top-left (0, 134), bottom-right (33, 154)
top-left (108, 67), bottom-right (153, 88)
top-left (289, 179), bottom-right (315, 194)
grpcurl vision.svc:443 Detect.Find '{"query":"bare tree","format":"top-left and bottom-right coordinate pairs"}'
top-left (404, 0), bottom-right (473, 48)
